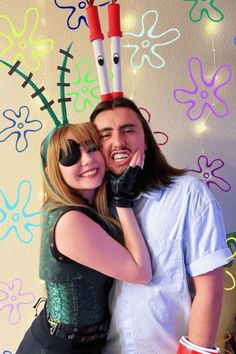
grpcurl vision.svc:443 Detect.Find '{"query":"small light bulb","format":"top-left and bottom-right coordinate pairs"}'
top-left (122, 14), bottom-right (137, 31)
top-left (195, 122), bottom-right (207, 134)
top-left (205, 21), bottom-right (219, 36)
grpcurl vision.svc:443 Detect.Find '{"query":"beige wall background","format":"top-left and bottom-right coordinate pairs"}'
top-left (0, 1), bottom-right (235, 352)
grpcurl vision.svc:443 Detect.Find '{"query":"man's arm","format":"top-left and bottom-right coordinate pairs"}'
top-left (188, 267), bottom-right (224, 348)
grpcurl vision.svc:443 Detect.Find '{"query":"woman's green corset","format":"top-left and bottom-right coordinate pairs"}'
top-left (39, 205), bottom-right (121, 326)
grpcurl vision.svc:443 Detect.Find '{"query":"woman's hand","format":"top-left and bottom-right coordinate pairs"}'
top-left (106, 151), bottom-right (145, 207)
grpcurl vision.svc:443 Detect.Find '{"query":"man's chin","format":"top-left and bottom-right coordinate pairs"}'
top-left (109, 164), bottom-right (128, 176)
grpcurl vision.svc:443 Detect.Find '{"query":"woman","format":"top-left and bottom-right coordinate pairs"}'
top-left (16, 122), bottom-right (152, 354)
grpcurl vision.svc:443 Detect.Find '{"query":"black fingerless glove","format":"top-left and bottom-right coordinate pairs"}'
top-left (106, 165), bottom-right (143, 207)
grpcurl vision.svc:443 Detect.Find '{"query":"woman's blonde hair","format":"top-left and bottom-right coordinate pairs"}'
top-left (41, 122), bottom-right (122, 232)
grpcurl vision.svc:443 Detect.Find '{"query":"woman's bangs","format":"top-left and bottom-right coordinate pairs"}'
top-left (71, 124), bottom-right (100, 149)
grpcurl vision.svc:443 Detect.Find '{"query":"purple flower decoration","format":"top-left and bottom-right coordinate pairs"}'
top-left (173, 57), bottom-right (232, 121)
top-left (0, 278), bottom-right (35, 325)
top-left (0, 180), bottom-right (41, 244)
top-left (0, 106), bottom-right (42, 152)
top-left (54, 0), bottom-right (110, 30)
top-left (188, 155), bottom-right (231, 192)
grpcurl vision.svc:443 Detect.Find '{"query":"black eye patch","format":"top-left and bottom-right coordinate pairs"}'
top-left (59, 139), bottom-right (81, 166)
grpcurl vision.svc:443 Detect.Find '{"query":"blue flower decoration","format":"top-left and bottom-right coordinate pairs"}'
top-left (0, 106), bottom-right (42, 152)
top-left (123, 10), bottom-right (180, 69)
top-left (54, 0), bottom-right (110, 30)
top-left (0, 180), bottom-right (41, 244)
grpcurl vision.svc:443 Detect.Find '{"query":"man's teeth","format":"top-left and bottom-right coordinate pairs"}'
top-left (113, 153), bottom-right (128, 161)
top-left (81, 169), bottom-right (97, 177)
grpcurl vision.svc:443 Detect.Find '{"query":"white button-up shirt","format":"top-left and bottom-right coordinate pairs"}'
top-left (103, 175), bottom-right (231, 354)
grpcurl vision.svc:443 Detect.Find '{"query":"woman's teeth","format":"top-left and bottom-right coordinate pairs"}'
top-left (81, 169), bottom-right (97, 177)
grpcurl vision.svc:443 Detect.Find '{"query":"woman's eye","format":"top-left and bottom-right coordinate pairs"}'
top-left (87, 145), bottom-right (97, 153)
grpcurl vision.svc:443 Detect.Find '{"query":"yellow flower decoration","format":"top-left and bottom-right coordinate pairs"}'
top-left (0, 8), bottom-right (54, 72)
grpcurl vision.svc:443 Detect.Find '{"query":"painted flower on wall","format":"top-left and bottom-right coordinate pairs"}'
top-left (188, 155), bottom-right (231, 192)
top-left (0, 180), bottom-right (41, 244)
top-left (0, 8), bottom-right (54, 72)
top-left (139, 107), bottom-right (168, 146)
top-left (67, 58), bottom-right (100, 113)
top-left (123, 10), bottom-right (180, 69)
top-left (54, 0), bottom-right (110, 30)
top-left (183, 0), bottom-right (224, 22)
top-left (0, 278), bottom-right (35, 325)
top-left (0, 106), bottom-right (42, 153)
top-left (173, 57), bottom-right (232, 121)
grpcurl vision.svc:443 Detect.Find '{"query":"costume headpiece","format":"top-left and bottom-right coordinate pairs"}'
top-left (0, 43), bottom-right (74, 162)
top-left (86, 0), bottom-right (123, 101)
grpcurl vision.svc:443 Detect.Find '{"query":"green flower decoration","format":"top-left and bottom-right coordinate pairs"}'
top-left (0, 7), bottom-right (54, 72)
top-left (67, 57), bottom-right (100, 113)
top-left (183, 0), bottom-right (224, 22)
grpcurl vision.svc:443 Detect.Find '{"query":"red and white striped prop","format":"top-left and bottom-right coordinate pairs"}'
top-left (86, 0), bottom-right (123, 101)
top-left (177, 337), bottom-right (220, 354)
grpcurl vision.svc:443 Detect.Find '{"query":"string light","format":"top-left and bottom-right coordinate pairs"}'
top-left (204, 21), bottom-right (220, 36)
top-left (122, 14), bottom-right (137, 31)
top-left (195, 121), bottom-right (208, 135)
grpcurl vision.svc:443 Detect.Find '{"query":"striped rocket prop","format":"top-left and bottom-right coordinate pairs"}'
top-left (86, 0), bottom-right (123, 101)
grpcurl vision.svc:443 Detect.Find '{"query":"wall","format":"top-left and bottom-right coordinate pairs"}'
top-left (0, 1), bottom-right (235, 352)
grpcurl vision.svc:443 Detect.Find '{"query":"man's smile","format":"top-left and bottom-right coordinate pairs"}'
top-left (112, 152), bottom-right (129, 162)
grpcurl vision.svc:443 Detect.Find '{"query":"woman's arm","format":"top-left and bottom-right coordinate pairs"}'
top-left (55, 151), bottom-right (152, 284)
top-left (55, 209), bottom-right (152, 284)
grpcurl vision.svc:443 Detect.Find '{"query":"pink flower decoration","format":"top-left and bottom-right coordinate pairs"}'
top-left (0, 278), bottom-right (36, 325)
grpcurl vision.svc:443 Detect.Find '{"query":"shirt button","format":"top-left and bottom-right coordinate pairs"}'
top-left (68, 334), bottom-right (74, 339)
top-left (50, 243), bottom-right (54, 247)
top-left (59, 256), bottom-right (64, 261)
top-left (73, 327), bottom-right (78, 333)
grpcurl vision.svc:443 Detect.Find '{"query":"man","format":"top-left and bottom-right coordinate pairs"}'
top-left (90, 97), bottom-right (232, 354)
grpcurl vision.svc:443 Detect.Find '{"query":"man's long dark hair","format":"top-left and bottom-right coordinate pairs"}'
top-left (90, 97), bottom-right (186, 192)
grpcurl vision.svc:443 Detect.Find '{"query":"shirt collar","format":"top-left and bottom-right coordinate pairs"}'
top-left (136, 188), bottom-right (163, 202)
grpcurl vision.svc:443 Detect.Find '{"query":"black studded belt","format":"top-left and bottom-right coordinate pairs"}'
top-left (48, 315), bottom-right (109, 344)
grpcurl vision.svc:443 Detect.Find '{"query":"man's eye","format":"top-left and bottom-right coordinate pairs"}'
top-left (124, 129), bottom-right (134, 133)
top-left (100, 133), bottom-right (110, 139)
top-left (87, 145), bottom-right (97, 153)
